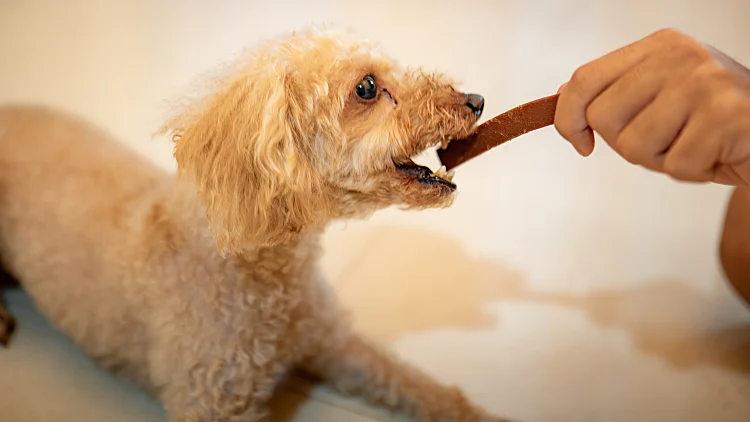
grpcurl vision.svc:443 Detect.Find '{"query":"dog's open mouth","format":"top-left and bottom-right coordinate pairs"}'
top-left (391, 135), bottom-right (463, 190)
top-left (394, 158), bottom-right (456, 190)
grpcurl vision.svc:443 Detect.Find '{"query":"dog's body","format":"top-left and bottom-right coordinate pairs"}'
top-left (0, 29), bottom-right (508, 421)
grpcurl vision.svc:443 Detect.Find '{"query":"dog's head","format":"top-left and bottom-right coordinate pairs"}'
top-left (163, 28), bottom-right (483, 254)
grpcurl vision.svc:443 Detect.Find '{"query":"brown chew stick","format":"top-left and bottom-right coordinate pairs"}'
top-left (438, 94), bottom-right (559, 170)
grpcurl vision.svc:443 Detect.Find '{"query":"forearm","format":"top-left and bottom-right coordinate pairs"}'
top-left (719, 187), bottom-right (750, 306)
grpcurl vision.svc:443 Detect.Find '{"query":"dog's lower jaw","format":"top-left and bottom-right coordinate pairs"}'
top-left (331, 183), bottom-right (457, 220)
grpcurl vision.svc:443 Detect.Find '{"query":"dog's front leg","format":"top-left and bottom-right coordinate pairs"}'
top-left (162, 357), bottom-right (280, 422)
top-left (300, 320), bottom-right (513, 422)
top-left (155, 330), bottom-right (287, 422)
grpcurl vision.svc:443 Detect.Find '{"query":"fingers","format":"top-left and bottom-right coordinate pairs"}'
top-left (554, 29), bottom-right (707, 158)
top-left (555, 33), bottom-right (658, 155)
top-left (713, 164), bottom-right (745, 186)
top-left (585, 57), bottom-right (666, 145)
top-left (612, 86), bottom-right (692, 170)
top-left (586, 46), bottom-right (705, 147)
top-left (656, 111), bottom-right (719, 182)
top-left (552, 28), bottom-right (750, 186)
top-left (627, 66), bottom-right (750, 184)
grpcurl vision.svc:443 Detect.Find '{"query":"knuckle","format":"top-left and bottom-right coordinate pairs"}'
top-left (569, 63), bottom-right (599, 91)
top-left (672, 42), bottom-right (711, 64)
top-left (652, 28), bottom-right (688, 43)
top-left (615, 131), bottom-right (645, 164)
top-left (661, 157), bottom-right (688, 180)
top-left (706, 90), bottom-right (741, 121)
top-left (553, 119), bottom-right (573, 139)
top-left (554, 120), bottom-right (588, 147)
top-left (585, 103), bottom-right (611, 135)
top-left (661, 156), bottom-right (705, 182)
top-left (687, 62), bottom-right (731, 98)
top-left (653, 29), bottom-right (711, 62)
top-left (628, 60), bottom-right (650, 83)
top-left (553, 109), bottom-right (579, 141)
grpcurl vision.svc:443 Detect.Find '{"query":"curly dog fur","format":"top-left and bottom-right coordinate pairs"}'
top-left (0, 27), bottom-right (509, 421)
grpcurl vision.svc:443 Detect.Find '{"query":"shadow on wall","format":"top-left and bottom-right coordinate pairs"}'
top-left (331, 225), bottom-right (750, 375)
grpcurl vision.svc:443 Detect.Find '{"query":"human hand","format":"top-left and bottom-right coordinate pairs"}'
top-left (554, 28), bottom-right (750, 186)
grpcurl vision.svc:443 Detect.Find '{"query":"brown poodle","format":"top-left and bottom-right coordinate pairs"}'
top-left (0, 27), bottom-right (510, 422)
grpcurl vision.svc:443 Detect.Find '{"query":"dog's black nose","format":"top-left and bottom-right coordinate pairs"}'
top-left (465, 93), bottom-right (484, 118)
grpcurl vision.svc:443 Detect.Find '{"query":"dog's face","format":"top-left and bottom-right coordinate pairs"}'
top-left (325, 55), bottom-right (483, 214)
top-left (164, 29), bottom-right (483, 254)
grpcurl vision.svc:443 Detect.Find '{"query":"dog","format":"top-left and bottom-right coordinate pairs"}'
top-left (0, 27), bottom-right (509, 421)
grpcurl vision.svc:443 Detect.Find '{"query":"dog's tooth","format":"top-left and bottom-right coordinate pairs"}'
top-left (441, 138), bottom-right (451, 150)
top-left (435, 165), bottom-right (447, 178)
top-left (446, 170), bottom-right (455, 182)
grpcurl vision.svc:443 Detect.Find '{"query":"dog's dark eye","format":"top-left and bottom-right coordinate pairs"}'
top-left (355, 76), bottom-right (377, 100)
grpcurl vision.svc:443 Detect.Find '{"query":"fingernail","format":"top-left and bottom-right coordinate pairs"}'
top-left (571, 142), bottom-right (587, 156)
top-left (571, 131), bottom-right (595, 157)
top-left (581, 133), bottom-right (595, 157)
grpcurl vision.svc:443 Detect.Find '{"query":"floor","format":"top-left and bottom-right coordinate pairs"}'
top-left (1, 1), bottom-right (750, 421)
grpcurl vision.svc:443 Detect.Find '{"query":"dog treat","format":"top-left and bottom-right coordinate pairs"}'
top-left (437, 94), bottom-right (559, 170)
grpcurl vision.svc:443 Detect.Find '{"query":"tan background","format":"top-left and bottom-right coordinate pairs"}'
top-left (1, 1), bottom-right (749, 421)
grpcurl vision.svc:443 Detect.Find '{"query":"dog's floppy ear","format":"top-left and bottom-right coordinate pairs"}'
top-left (162, 64), bottom-right (330, 255)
